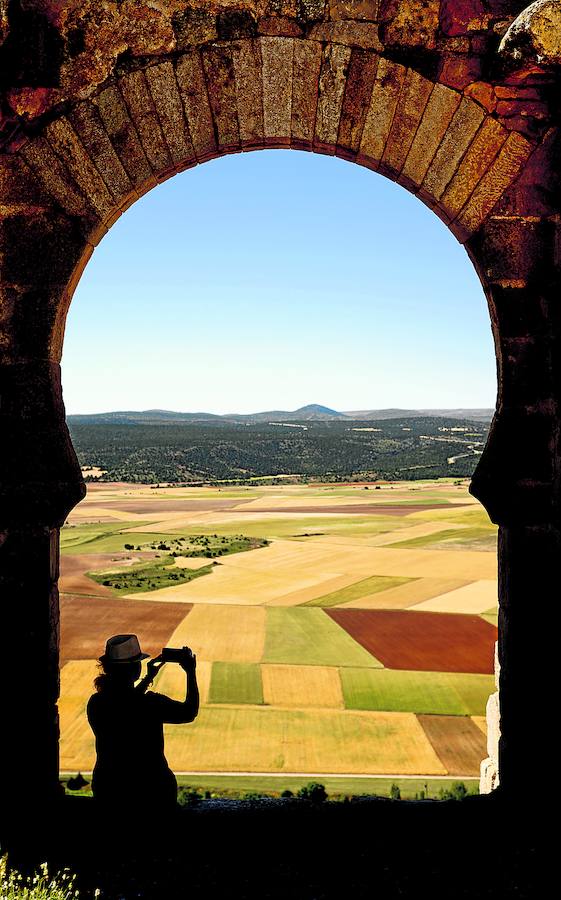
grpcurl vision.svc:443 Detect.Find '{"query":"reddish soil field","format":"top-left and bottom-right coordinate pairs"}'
top-left (234, 504), bottom-right (468, 516)
top-left (60, 594), bottom-right (191, 663)
top-left (326, 609), bottom-right (497, 674)
top-left (417, 714), bottom-right (488, 776)
top-left (60, 553), bottom-right (158, 598)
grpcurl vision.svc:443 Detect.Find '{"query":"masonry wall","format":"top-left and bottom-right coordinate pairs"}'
top-left (1, 0), bottom-right (561, 817)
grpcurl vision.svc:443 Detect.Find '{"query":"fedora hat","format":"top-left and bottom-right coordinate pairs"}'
top-left (99, 634), bottom-right (149, 664)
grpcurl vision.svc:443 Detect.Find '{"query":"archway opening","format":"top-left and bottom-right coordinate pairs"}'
top-left (58, 148), bottom-right (499, 802)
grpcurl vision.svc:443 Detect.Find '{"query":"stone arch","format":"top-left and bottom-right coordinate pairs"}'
top-left (1, 2), bottom-right (560, 819)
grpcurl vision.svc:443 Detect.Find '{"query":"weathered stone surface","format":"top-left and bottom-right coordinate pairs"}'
top-left (337, 49), bottom-right (379, 155)
top-left (261, 37), bottom-right (293, 143)
top-left (0, 153), bottom-right (45, 214)
top-left (457, 132), bottom-right (534, 233)
top-left (465, 80), bottom-right (497, 112)
top-left (380, 0), bottom-right (440, 50)
top-left (441, 0), bottom-right (489, 38)
top-left (232, 39), bottom-right (264, 147)
top-left (479, 755), bottom-right (499, 793)
top-left (94, 85), bottom-right (153, 189)
top-left (441, 117), bottom-right (508, 221)
top-left (486, 691), bottom-right (500, 762)
top-left (399, 83), bottom-right (461, 190)
top-left (258, 15), bottom-right (303, 36)
top-left (172, 5), bottom-right (217, 50)
top-left (175, 52), bottom-right (217, 162)
top-left (358, 57), bottom-right (406, 167)
top-left (119, 70), bottom-right (172, 174)
top-left (145, 62), bottom-right (195, 169)
top-left (44, 118), bottom-right (114, 219)
top-left (500, 0), bottom-right (561, 68)
top-left (439, 53), bottom-right (482, 90)
top-left (421, 97), bottom-right (485, 203)
top-left (380, 67), bottom-right (433, 177)
top-left (309, 20), bottom-right (382, 49)
top-left (68, 103), bottom-right (133, 205)
top-left (329, 1), bottom-right (380, 20)
top-left (291, 39), bottom-right (322, 146)
top-left (202, 45), bottom-right (240, 151)
top-left (315, 43), bottom-right (351, 150)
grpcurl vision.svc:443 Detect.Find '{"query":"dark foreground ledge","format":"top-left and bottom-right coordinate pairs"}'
top-left (3, 794), bottom-right (541, 899)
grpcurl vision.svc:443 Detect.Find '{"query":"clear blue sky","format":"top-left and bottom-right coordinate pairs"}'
top-left (62, 150), bottom-right (496, 415)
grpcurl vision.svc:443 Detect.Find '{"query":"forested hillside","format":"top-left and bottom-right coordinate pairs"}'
top-left (68, 417), bottom-right (488, 484)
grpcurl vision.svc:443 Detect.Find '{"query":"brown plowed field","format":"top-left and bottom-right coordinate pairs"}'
top-left (60, 594), bottom-right (191, 663)
top-left (417, 714), bottom-right (487, 775)
top-left (326, 609), bottom-right (497, 673)
top-left (233, 504), bottom-right (468, 516)
top-left (60, 553), bottom-right (158, 597)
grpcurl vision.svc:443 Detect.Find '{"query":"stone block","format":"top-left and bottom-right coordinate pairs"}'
top-left (329, 1), bottom-right (380, 21)
top-left (172, 7), bottom-right (218, 49)
top-left (471, 216), bottom-right (555, 286)
top-left (380, 0), bottom-right (440, 50)
top-left (298, 0), bottom-right (327, 21)
top-left (202, 45), bottom-right (241, 151)
top-left (380, 68), bottom-right (433, 178)
top-left (440, 0), bottom-right (487, 37)
top-left (315, 43), bottom-right (351, 151)
top-left (439, 54), bottom-right (482, 90)
top-left (44, 118), bottom-right (114, 220)
top-left (19, 138), bottom-right (91, 220)
top-left (119, 70), bottom-right (172, 174)
top-left (233, 40), bottom-right (264, 147)
top-left (399, 83), bottom-right (461, 190)
top-left (95, 85), bottom-right (153, 189)
top-left (337, 49), bottom-right (379, 155)
top-left (357, 57), bottom-right (406, 169)
top-left (291, 40), bottom-right (322, 147)
top-left (441, 117), bottom-right (508, 222)
top-left (464, 80), bottom-right (496, 113)
top-left (261, 37), bottom-right (294, 144)
top-left (145, 62), bottom-right (195, 168)
top-left (309, 20), bottom-right (382, 49)
top-left (217, 10), bottom-right (257, 40)
top-left (421, 97), bottom-right (485, 203)
top-left (258, 16), bottom-right (303, 36)
top-left (457, 132), bottom-right (534, 235)
top-left (175, 52), bottom-right (217, 162)
top-left (68, 102), bottom-right (133, 205)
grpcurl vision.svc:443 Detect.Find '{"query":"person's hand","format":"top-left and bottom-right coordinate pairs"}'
top-left (180, 647), bottom-right (196, 672)
top-left (147, 655), bottom-right (164, 680)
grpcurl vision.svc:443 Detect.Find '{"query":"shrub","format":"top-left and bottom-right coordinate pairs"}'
top-left (177, 787), bottom-right (203, 807)
top-left (389, 783), bottom-right (401, 801)
top-left (297, 782), bottom-right (328, 803)
top-left (438, 781), bottom-right (468, 801)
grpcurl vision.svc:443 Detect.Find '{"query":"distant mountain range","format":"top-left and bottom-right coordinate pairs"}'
top-left (68, 404), bottom-right (494, 425)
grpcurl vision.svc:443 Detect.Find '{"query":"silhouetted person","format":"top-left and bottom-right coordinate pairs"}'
top-left (87, 634), bottom-right (199, 815)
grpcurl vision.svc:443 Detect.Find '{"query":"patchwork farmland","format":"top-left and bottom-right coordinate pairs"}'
top-left (59, 479), bottom-right (498, 786)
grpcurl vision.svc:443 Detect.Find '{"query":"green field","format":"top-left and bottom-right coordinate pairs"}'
top-left (61, 773), bottom-right (479, 801)
top-left (209, 662), bottom-right (264, 705)
top-left (387, 526), bottom-right (495, 550)
top-left (89, 555), bottom-right (214, 595)
top-left (340, 668), bottom-right (495, 715)
top-left (303, 574), bottom-right (417, 607)
top-left (263, 608), bottom-right (383, 668)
